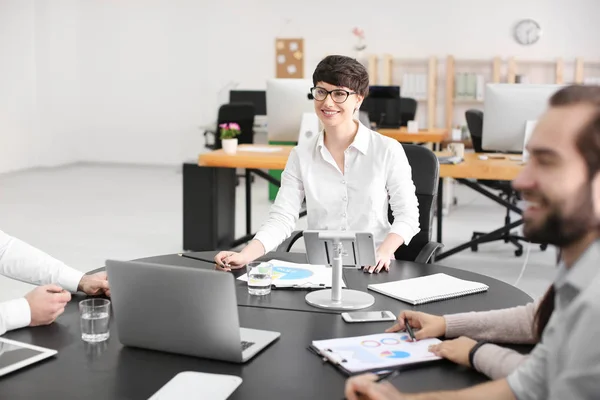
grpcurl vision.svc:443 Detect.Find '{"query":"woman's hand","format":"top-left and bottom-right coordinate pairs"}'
top-left (385, 310), bottom-right (446, 340)
top-left (214, 251), bottom-right (248, 272)
top-left (364, 250), bottom-right (392, 273)
top-left (428, 336), bottom-right (477, 368)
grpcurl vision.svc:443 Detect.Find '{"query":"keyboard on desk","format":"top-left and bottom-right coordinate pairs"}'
top-left (241, 341), bottom-right (255, 351)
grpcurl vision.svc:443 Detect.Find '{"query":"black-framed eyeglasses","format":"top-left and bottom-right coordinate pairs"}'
top-left (310, 86), bottom-right (357, 103)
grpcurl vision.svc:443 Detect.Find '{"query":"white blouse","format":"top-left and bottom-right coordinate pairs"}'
top-left (254, 122), bottom-right (420, 253)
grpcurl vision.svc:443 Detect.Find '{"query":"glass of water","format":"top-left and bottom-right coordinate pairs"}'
top-left (79, 298), bottom-right (111, 342)
top-left (246, 262), bottom-right (273, 296)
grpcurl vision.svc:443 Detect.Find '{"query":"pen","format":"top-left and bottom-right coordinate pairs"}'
top-left (375, 368), bottom-right (401, 383)
top-left (404, 318), bottom-right (417, 342)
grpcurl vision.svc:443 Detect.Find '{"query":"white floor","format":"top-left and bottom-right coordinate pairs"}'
top-left (0, 163), bottom-right (557, 303)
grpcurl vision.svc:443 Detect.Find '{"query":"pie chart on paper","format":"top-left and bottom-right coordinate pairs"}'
top-left (271, 266), bottom-right (313, 280)
top-left (380, 350), bottom-right (411, 359)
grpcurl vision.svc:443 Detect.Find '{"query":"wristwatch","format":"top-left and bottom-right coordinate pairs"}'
top-left (468, 341), bottom-right (489, 368)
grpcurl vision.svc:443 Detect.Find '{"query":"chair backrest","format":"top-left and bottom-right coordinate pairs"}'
top-left (388, 144), bottom-right (439, 261)
top-left (215, 103), bottom-right (255, 149)
top-left (399, 97), bottom-right (417, 126)
top-left (465, 109), bottom-right (484, 152)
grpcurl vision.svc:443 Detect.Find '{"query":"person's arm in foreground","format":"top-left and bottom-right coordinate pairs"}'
top-left (385, 306), bottom-right (535, 379)
top-left (214, 150), bottom-right (305, 270)
top-left (369, 141), bottom-right (420, 273)
top-left (345, 374), bottom-right (516, 400)
top-left (0, 229), bottom-right (109, 335)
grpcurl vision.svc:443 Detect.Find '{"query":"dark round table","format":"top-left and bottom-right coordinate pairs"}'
top-left (0, 252), bottom-right (533, 399)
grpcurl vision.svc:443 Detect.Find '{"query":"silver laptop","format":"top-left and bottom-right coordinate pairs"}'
top-left (105, 260), bottom-right (280, 363)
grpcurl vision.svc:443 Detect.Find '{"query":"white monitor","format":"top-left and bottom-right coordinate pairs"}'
top-left (266, 78), bottom-right (315, 142)
top-left (482, 84), bottom-right (564, 153)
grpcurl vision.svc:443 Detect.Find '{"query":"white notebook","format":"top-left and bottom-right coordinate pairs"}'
top-left (367, 273), bottom-right (489, 305)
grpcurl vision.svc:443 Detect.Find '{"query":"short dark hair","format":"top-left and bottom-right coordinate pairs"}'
top-left (549, 84), bottom-right (600, 179)
top-left (312, 55), bottom-right (370, 97)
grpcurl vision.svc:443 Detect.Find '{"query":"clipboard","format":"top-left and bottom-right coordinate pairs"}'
top-left (308, 333), bottom-right (443, 376)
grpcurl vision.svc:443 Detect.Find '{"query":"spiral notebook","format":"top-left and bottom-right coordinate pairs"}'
top-left (367, 273), bottom-right (489, 305)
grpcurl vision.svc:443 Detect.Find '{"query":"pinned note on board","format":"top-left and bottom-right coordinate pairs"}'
top-left (275, 38), bottom-right (304, 78)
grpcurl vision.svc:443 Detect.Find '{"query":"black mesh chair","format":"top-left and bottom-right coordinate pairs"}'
top-left (465, 109), bottom-right (547, 256)
top-left (204, 102), bottom-right (255, 150)
top-left (276, 144), bottom-right (443, 263)
top-left (400, 97), bottom-right (418, 127)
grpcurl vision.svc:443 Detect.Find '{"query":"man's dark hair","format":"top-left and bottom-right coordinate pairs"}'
top-left (534, 84), bottom-right (600, 341)
top-left (312, 55), bottom-right (370, 97)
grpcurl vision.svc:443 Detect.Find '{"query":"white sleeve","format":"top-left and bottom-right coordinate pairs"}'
top-left (253, 149), bottom-right (305, 253)
top-left (0, 229), bottom-right (83, 293)
top-left (0, 298), bottom-right (32, 336)
top-left (385, 141), bottom-right (420, 245)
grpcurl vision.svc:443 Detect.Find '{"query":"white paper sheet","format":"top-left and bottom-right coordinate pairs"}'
top-left (237, 259), bottom-right (346, 288)
top-left (238, 146), bottom-right (282, 153)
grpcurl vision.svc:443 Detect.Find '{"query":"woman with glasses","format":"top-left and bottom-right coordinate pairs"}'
top-left (215, 55), bottom-right (419, 273)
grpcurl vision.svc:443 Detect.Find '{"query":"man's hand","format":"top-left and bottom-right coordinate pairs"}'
top-left (25, 285), bottom-right (71, 327)
top-left (345, 373), bottom-right (407, 400)
top-left (428, 336), bottom-right (477, 368)
top-left (385, 310), bottom-right (446, 340)
top-left (78, 271), bottom-right (110, 297)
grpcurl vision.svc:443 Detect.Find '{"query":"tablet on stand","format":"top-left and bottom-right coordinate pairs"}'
top-left (303, 230), bottom-right (376, 311)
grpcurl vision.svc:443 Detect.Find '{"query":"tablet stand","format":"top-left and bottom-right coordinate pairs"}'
top-left (305, 232), bottom-right (375, 311)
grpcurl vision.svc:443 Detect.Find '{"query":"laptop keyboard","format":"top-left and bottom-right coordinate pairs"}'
top-left (241, 341), bottom-right (255, 351)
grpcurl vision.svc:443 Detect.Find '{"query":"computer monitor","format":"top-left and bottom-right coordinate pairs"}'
top-left (230, 90), bottom-right (266, 116)
top-left (368, 85), bottom-right (400, 99)
top-left (266, 78), bottom-right (314, 142)
top-left (482, 84), bottom-right (564, 152)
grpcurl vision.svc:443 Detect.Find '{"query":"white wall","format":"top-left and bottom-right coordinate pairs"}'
top-left (2, 0), bottom-right (600, 172)
top-left (0, 1), bottom-right (37, 174)
top-left (75, 0), bottom-right (600, 165)
top-left (0, 0), bottom-right (79, 175)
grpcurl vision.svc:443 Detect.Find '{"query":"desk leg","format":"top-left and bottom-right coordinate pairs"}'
top-left (245, 169), bottom-right (252, 235)
top-left (437, 178), bottom-right (443, 244)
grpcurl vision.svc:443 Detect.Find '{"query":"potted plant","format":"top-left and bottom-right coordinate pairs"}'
top-left (219, 122), bottom-right (241, 154)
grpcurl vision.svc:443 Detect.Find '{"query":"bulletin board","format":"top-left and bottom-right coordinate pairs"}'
top-left (275, 38), bottom-right (304, 78)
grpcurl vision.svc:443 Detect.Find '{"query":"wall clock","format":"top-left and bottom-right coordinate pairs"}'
top-left (514, 19), bottom-right (542, 45)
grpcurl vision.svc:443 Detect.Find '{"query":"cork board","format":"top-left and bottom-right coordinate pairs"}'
top-left (275, 38), bottom-right (304, 78)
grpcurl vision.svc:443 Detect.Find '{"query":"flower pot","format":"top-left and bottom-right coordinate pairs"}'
top-left (222, 138), bottom-right (238, 155)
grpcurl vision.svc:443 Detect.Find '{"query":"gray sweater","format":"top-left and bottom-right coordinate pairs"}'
top-left (443, 300), bottom-right (539, 380)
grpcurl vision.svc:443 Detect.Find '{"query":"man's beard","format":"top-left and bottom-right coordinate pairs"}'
top-left (523, 184), bottom-right (596, 247)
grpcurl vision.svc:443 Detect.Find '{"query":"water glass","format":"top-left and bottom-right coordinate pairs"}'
top-left (246, 262), bottom-right (273, 296)
top-left (79, 298), bottom-right (111, 342)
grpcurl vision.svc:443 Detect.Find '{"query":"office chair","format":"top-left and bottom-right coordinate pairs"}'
top-left (204, 102), bottom-right (255, 150)
top-left (465, 109), bottom-right (547, 256)
top-left (204, 102), bottom-right (256, 185)
top-left (276, 144), bottom-right (443, 263)
top-left (399, 97), bottom-right (417, 127)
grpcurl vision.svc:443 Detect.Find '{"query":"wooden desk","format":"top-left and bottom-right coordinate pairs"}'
top-left (199, 145), bottom-right (293, 170)
top-left (199, 145), bottom-right (523, 181)
top-left (440, 153), bottom-right (523, 180)
top-left (377, 127), bottom-right (448, 144)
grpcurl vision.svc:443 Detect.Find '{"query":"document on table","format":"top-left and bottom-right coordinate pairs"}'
top-left (238, 146), bottom-right (282, 153)
top-left (237, 259), bottom-right (346, 288)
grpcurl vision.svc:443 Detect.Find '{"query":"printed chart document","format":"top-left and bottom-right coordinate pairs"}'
top-left (237, 259), bottom-right (346, 288)
top-left (311, 333), bottom-right (442, 375)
